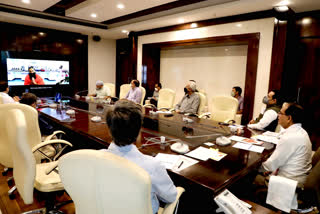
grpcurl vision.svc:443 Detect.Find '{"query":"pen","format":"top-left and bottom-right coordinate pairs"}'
top-left (178, 161), bottom-right (184, 169)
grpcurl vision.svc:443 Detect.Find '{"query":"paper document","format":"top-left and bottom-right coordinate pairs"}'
top-left (229, 135), bottom-right (263, 145)
top-left (156, 111), bottom-right (172, 114)
top-left (155, 153), bottom-right (180, 169)
top-left (185, 146), bottom-right (213, 161)
top-left (204, 142), bottom-right (215, 147)
top-left (233, 142), bottom-right (265, 153)
top-left (172, 156), bottom-right (199, 171)
top-left (252, 135), bottom-right (279, 145)
top-left (263, 131), bottom-right (280, 137)
top-left (185, 146), bottom-right (227, 161)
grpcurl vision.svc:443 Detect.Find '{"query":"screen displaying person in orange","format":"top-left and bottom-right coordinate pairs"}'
top-left (24, 66), bottom-right (44, 85)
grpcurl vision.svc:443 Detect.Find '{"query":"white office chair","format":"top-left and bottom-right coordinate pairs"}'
top-left (119, 84), bottom-right (131, 99)
top-left (0, 93), bottom-right (3, 104)
top-left (158, 88), bottom-right (176, 109)
top-left (104, 83), bottom-right (115, 97)
top-left (210, 96), bottom-right (239, 123)
top-left (140, 86), bottom-right (146, 105)
top-left (196, 92), bottom-right (208, 115)
top-left (6, 109), bottom-right (72, 213)
top-left (0, 104), bottom-right (72, 199)
top-left (59, 149), bottom-right (185, 214)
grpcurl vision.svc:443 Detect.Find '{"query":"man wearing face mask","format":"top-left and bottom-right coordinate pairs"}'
top-left (248, 90), bottom-right (282, 131)
top-left (149, 83), bottom-right (162, 106)
top-left (125, 79), bottom-right (142, 104)
top-left (24, 66), bottom-right (44, 85)
top-left (175, 81), bottom-right (200, 114)
top-left (231, 86), bottom-right (244, 114)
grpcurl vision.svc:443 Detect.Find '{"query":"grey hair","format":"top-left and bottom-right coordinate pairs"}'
top-left (189, 81), bottom-right (197, 92)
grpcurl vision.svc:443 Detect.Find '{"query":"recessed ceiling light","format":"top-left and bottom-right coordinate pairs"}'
top-left (190, 23), bottom-right (198, 28)
top-left (236, 23), bottom-right (242, 27)
top-left (91, 13), bottom-right (97, 18)
top-left (22, 0), bottom-right (30, 4)
top-left (178, 18), bottom-right (185, 24)
top-left (122, 30), bottom-right (128, 34)
top-left (302, 18), bottom-right (312, 25)
top-left (76, 39), bottom-right (83, 44)
top-left (225, 48), bottom-right (229, 51)
top-left (38, 32), bottom-right (45, 36)
top-left (275, 5), bottom-right (289, 12)
top-left (117, 3), bottom-right (125, 9)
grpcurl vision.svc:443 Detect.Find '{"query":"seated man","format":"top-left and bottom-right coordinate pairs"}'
top-left (89, 80), bottom-right (111, 98)
top-left (19, 93), bottom-right (54, 136)
top-left (175, 81), bottom-right (200, 114)
top-left (24, 66), bottom-right (44, 85)
top-left (102, 100), bottom-right (177, 213)
top-left (125, 79), bottom-right (142, 104)
top-left (148, 83), bottom-right (162, 106)
top-left (248, 90), bottom-right (282, 131)
top-left (0, 81), bottom-right (20, 103)
top-left (231, 86), bottom-right (244, 114)
top-left (261, 103), bottom-right (312, 184)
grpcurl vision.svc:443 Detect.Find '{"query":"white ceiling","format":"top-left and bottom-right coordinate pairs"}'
top-left (0, 0), bottom-right (320, 39)
top-left (0, 0), bottom-right (60, 11)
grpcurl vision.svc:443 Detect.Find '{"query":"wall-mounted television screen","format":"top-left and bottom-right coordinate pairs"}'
top-left (7, 58), bottom-right (69, 86)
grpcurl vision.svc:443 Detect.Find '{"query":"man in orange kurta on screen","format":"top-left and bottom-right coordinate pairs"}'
top-left (24, 66), bottom-right (44, 85)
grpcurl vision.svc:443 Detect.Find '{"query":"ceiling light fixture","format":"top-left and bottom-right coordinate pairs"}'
top-left (302, 18), bottom-right (312, 25)
top-left (38, 32), bottom-right (45, 36)
top-left (22, 0), bottom-right (30, 4)
top-left (274, 5), bottom-right (289, 12)
top-left (277, 0), bottom-right (290, 6)
top-left (122, 30), bottom-right (128, 34)
top-left (91, 13), bottom-right (97, 18)
top-left (190, 23), bottom-right (198, 28)
top-left (236, 23), bottom-right (242, 27)
top-left (117, 3), bottom-right (125, 9)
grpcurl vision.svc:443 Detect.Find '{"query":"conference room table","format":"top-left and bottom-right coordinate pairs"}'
top-left (38, 97), bottom-right (275, 213)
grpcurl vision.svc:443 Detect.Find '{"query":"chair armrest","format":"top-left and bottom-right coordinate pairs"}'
top-left (143, 104), bottom-right (156, 109)
top-left (199, 112), bottom-right (211, 119)
top-left (45, 161), bottom-right (59, 175)
top-left (162, 187), bottom-right (185, 214)
top-left (158, 107), bottom-right (170, 111)
top-left (44, 130), bottom-right (66, 141)
top-left (169, 108), bottom-right (175, 112)
top-left (32, 140), bottom-right (73, 153)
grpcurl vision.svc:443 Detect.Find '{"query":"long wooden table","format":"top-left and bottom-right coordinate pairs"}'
top-left (38, 97), bottom-right (275, 213)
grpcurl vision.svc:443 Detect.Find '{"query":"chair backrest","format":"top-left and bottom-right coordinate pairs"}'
top-left (197, 92), bottom-right (207, 115)
top-left (119, 84), bottom-right (131, 99)
top-left (157, 88), bottom-right (176, 109)
top-left (104, 83), bottom-right (115, 97)
top-left (140, 86), bottom-right (146, 105)
top-left (303, 158), bottom-right (320, 207)
top-left (211, 96), bottom-right (239, 122)
top-left (312, 147), bottom-right (320, 167)
top-left (6, 109), bottom-right (36, 205)
top-left (0, 94), bottom-right (3, 104)
top-left (0, 104), bottom-right (41, 168)
top-left (59, 149), bottom-right (153, 214)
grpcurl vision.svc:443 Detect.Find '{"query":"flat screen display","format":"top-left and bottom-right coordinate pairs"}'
top-left (7, 58), bottom-right (69, 86)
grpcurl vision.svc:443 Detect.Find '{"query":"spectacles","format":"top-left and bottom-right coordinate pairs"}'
top-left (278, 111), bottom-right (287, 116)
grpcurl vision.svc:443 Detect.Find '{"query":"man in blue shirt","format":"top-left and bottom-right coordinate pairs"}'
top-left (102, 100), bottom-right (177, 213)
top-left (125, 79), bottom-right (142, 104)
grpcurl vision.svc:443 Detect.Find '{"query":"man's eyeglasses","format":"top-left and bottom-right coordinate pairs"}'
top-left (278, 111), bottom-right (286, 116)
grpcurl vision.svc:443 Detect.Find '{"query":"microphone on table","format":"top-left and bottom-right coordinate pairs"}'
top-left (74, 90), bottom-right (88, 99)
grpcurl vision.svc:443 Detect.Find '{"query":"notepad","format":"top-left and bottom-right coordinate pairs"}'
top-left (233, 142), bottom-right (265, 153)
top-left (155, 153), bottom-right (198, 171)
top-left (185, 146), bottom-right (227, 161)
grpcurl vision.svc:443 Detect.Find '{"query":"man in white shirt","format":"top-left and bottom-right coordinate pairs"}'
top-left (248, 90), bottom-right (282, 131)
top-left (89, 80), bottom-right (111, 98)
top-left (101, 100), bottom-right (177, 213)
top-left (262, 103), bottom-right (312, 184)
top-left (125, 79), bottom-right (142, 104)
top-left (0, 81), bottom-right (20, 103)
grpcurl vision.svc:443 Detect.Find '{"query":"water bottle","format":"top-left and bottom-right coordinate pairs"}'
top-left (55, 93), bottom-right (61, 103)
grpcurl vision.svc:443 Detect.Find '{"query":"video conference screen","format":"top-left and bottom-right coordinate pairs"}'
top-left (7, 58), bottom-right (70, 86)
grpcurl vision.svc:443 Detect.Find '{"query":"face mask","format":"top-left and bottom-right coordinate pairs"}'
top-left (262, 96), bottom-right (269, 105)
top-left (154, 88), bottom-right (158, 92)
top-left (184, 87), bottom-right (188, 94)
top-left (231, 91), bottom-right (235, 97)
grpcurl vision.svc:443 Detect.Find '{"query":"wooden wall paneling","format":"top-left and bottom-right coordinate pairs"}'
top-left (141, 33), bottom-right (260, 124)
top-left (269, 19), bottom-right (288, 91)
top-left (115, 33), bottom-right (138, 96)
top-left (141, 46), bottom-right (160, 98)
